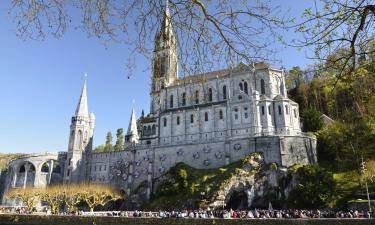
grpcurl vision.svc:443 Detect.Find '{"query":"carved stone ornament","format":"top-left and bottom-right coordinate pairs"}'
top-left (234, 143), bottom-right (242, 151)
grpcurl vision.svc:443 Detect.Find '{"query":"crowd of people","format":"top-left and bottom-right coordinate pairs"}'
top-left (77, 209), bottom-right (373, 219)
top-left (0, 206), bottom-right (372, 219)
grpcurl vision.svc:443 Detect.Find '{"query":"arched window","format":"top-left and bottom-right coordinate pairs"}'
top-left (223, 85), bottom-right (227, 100)
top-left (52, 161), bottom-right (61, 173)
top-left (70, 130), bottom-right (75, 149)
top-left (182, 93), bottom-right (186, 106)
top-left (260, 79), bottom-right (265, 95)
top-left (219, 110), bottom-right (223, 119)
top-left (285, 105), bottom-right (289, 115)
top-left (244, 82), bottom-right (248, 94)
top-left (268, 105), bottom-right (271, 115)
top-left (29, 164), bottom-right (36, 172)
top-left (41, 162), bottom-right (49, 173)
top-left (170, 94), bottom-right (174, 108)
top-left (160, 55), bottom-right (167, 76)
top-left (294, 109), bottom-right (297, 118)
top-left (143, 126), bottom-right (147, 135)
top-left (208, 88), bottom-right (213, 102)
top-left (84, 131), bottom-right (88, 143)
top-left (148, 125), bottom-right (151, 134)
top-left (19, 165), bottom-right (25, 173)
top-left (177, 116), bottom-right (180, 125)
top-left (278, 105), bottom-right (282, 115)
top-left (152, 125), bottom-right (156, 134)
top-left (195, 90), bottom-right (199, 104)
top-left (163, 118), bottom-right (167, 127)
top-left (190, 114), bottom-right (194, 123)
top-left (204, 112), bottom-right (208, 121)
top-left (239, 83), bottom-right (243, 91)
top-left (77, 130), bottom-right (82, 149)
top-left (261, 106), bottom-right (265, 115)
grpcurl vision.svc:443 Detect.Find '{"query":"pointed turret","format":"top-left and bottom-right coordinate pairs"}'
top-left (126, 107), bottom-right (139, 144)
top-left (64, 76), bottom-right (95, 184)
top-left (75, 79), bottom-right (89, 117)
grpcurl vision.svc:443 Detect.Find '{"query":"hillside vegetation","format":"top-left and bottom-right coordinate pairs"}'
top-left (143, 154), bottom-right (260, 210)
top-left (0, 153), bottom-right (25, 170)
top-left (286, 45), bottom-right (375, 209)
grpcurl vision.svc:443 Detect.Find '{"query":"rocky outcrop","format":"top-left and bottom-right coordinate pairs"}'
top-left (209, 153), bottom-right (291, 209)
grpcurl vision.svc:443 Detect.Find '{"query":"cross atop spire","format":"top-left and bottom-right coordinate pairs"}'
top-left (75, 76), bottom-right (89, 117)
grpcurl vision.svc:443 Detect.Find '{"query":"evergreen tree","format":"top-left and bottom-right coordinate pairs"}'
top-left (105, 131), bottom-right (113, 152)
top-left (114, 128), bottom-right (124, 151)
top-left (302, 108), bottom-right (323, 133)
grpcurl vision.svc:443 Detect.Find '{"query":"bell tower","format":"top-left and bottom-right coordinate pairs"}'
top-left (63, 77), bottom-right (95, 183)
top-left (151, 1), bottom-right (178, 113)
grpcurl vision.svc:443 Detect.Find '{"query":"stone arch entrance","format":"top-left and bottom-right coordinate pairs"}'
top-left (225, 190), bottom-right (248, 210)
top-left (223, 182), bottom-right (253, 210)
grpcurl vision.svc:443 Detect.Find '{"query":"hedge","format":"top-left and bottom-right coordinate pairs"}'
top-left (0, 215), bottom-right (374, 225)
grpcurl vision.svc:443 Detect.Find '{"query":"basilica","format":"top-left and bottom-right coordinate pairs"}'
top-left (0, 4), bottom-right (316, 206)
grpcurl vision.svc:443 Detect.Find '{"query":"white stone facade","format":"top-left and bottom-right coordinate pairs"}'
top-left (1, 4), bottom-right (316, 205)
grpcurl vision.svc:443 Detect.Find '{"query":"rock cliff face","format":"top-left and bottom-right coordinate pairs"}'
top-left (209, 153), bottom-right (292, 209)
top-left (142, 153), bottom-right (299, 210)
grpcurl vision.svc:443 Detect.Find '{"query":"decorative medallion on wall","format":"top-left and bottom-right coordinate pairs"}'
top-left (215, 151), bottom-right (223, 159)
top-left (203, 159), bottom-right (211, 166)
top-left (134, 171), bottom-right (140, 178)
top-left (159, 154), bottom-right (167, 161)
top-left (142, 168), bottom-right (148, 174)
top-left (159, 166), bottom-right (166, 173)
top-left (193, 152), bottom-right (200, 159)
top-left (109, 160), bottom-right (128, 182)
top-left (233, 143), bottom-right (242, 151)
top-left (177, 148), bottom-right (184, 156)
top-left (203, 146), bottom-right (211, 153)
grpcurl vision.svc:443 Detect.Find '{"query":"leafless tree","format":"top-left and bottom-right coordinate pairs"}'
top-left (292, 0), bottom-right (375, 79)
top-left (8, 0), bottom-right (288, 76)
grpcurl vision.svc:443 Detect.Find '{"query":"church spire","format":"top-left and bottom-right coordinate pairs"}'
top-left (126, 106), bottom-right (139, 144)
top-left (162, 0), bottom-right (171, 30)
top-left (75, 76), bottom-right (89, 117)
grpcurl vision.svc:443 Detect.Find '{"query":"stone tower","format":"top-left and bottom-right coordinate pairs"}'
top-left (63, 78), bottom-right (95, 183)
top-left (151, 1), bottom-right (178, 113)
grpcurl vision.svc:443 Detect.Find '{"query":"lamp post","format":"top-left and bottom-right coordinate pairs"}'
top-left (360, 155), bottom-right (372, 213)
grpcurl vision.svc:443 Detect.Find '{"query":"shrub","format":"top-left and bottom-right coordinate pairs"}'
top-left (288, 165), bottom-right (337, 209)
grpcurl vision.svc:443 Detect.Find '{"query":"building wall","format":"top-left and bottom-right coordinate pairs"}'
top-left (87, 134), bottom-right (316, 194)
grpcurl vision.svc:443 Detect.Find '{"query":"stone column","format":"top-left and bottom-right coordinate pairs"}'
top-left (12, 168), bottom-right (18, 188)
top-left (23, 163), bottom-right (30, 189)
top-left (48, 160), bottom-right (54, 185)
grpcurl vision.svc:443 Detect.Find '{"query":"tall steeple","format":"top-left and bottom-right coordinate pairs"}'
top-left (126, 107), bottom-right (139, 144)
top-left (64, 75), bottom-right (95, 184)
top-left (75, 78), bottom-right (89, 117)
top-left (151, 0), bottom-right (178, 113)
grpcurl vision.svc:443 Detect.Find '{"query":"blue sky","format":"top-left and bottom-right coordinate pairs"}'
top-left (0, 1), bottom-right (317, 153)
